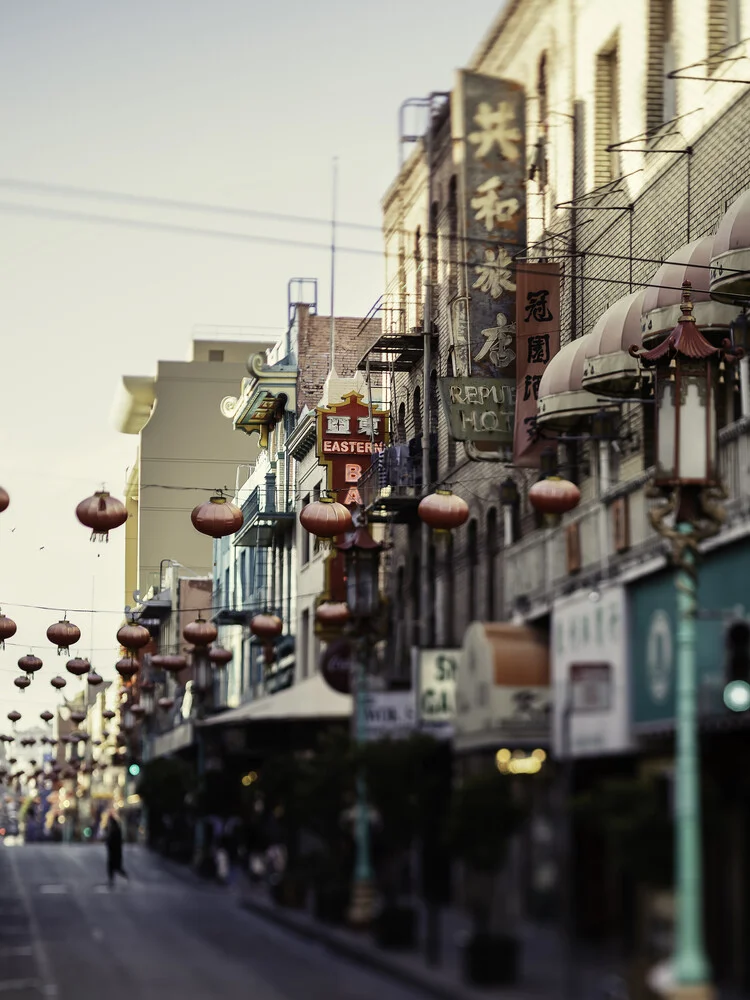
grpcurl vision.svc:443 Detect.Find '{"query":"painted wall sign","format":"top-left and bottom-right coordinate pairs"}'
top-left (416, 648), bottom-right (459, 728)
top-left (513, 262), bottom-right (561, 466)
top-left (552, 586), bottom-right (631, 759)
top-left (452, 72), bottom-right (526, 385)
top-left (438, 376), bottom-right (516, 442)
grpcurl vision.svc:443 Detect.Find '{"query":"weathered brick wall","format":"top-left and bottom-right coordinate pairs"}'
top-left (295, 309), bottom-right (381, 414)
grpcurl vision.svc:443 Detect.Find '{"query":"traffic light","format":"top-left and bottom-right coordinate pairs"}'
top-left (724, 620), bottom-right (750, 712)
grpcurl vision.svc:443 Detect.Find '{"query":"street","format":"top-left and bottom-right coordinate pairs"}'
top-left (0, 843), bottom-right (431, 1000)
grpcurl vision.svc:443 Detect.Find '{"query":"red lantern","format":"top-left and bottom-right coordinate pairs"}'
top-left (115, 657), bottom-right (139, 680)
top-left (208, 645), bottom-right (233, 667)
top-left (102, 709), bottom-right (116, 721)
top-left (116, 622), bottom-right (150, 651)
top-left (130, 704), bottom-right (146, 719)
top-left (46, 619), bottom-right (81, 655)
top-left (190, 495), bottom-right (243, 538)
top-left (76, 490), bottom-right (128, 541)
top-left (40, 711), bottom-right (53, 724)
top-left (0, 614), bottom-right (17, 649)
top-left (18, 654), bottom-right (42, 675)
top-left (299, 496), bottom-right (352, 538)
top-left (0, 488), bottom-right (9, 513)
top-left (140, 680), bottom-right (156, 694)
top-left (14, 676), bottom-right (30, 691)
top-left (69, 709), bottom-right (87, 724)
top-left (528, 477), bottom-right (581, 516)
top-left (50, 675), bottom-right (67, 690)
top-left (183, 616), bottom-right (218, 647)
top-left (66, 657), bottom-right (90, 677)
top-left (150, 654), bottom-right (166, 669)
top-left (418, 490), bottom-right (470, 530)
top-left (7, 711), bottom-right (21, 724)
top-left (315, 602), bottom-right (350, 627)
top-left (157, 697), bottom-right (175, 712)
top-left (250, 614), bottom-right (283, 641)
top-left (86, 671), bottom-right (103, 687)
top-left (161, 654), bottom-right (188, 675)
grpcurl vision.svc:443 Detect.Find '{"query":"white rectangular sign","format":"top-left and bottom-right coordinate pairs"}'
top-left (416, 648), bottom-right (459, 730)
top-left (363, 691), bottom-right (417, 741)
top-left (552, 586), bottom-right (631, 759)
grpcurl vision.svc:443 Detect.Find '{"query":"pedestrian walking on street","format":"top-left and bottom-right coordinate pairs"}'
top-left (105, 812), bottom-right (129, 888)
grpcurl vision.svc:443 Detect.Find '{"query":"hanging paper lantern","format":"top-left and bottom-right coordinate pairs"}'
top-left (40, 711), bottom-right (54, 724)
top-left (130, 704), bottom-right (146, 719)
top-left (0, 613), bottom-right (17, 649)
top-left (528, 477), bottom-right (581, 516)
top-left (65, 657), bottom-right (89, 677)
top-left (190, 495), bottom-right (243, 538)
top-left (7, 711), bottom-right (20, 725)
top-left (75, 490), bottom-right (128, 541)
top-left (0, 488), bottom-right (9, 513)
top-left (86, 671), bottom-right (103, 687)
top-left (315, 602), bottom-right (350, 627)
top-left (183, 616), bottom-right (218, 647)
top-left (102, 709), bottom-right (116, 721)
top-left (157, 696), bottom-right (175, 712)
top-left (46, 619), bottom-right (81, 655)
top-left (18, 654), bottom-right (42, 675)
top-left (50, 675), bottom-right (67, 690)
top-left (208, 645), bottom-right (233, 667)
top-left (115, 657), bottom-right (139, 680)
top-left (13, 676), bottom-right (30, 691)
top-left (418, 490), bottom-right (470, 530)
top-left (299, 496), bottom-right (353, 539)
top-left (161, 654), bottom-right (188, 675)
top-left (116, 622), bottom-right (150, 651)
top-left (250, 614), bottom-right (283, 641)
top-left (69, 709), bottom-right (87, 725)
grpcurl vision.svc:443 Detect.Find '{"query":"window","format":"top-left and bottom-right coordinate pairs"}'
top-left (414, 227), bottom-right (423, 330)
top-left (647, 1), bottom-right (681, 134)
top-left (301, 495), bottom-right (310, 565)
top-left (467, 519), bottom-right (478, 624)
top-left (208, 349), bottom-right (224, 362)
top-left (429, 201), bottom-right (439, 295)
top-left (709, 0), bottom-right (741, 64)
top-left (397, 402), bottom-right (406, 443)
top-left (594, 38), bottom-right (620, 187)
top-left (300, 609), bottom-right (310, 680)
top-left (448, 177), bottom-right (458, 298)
top-left (530, 55), bottom-right (549, 190)
top-left (486, 508), bottom-right (499, 620)
top-left (413, 385), bottom-right (423, 437)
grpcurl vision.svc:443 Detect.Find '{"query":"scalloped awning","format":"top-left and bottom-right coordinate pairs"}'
top-left (582, 290), bottom-right (644, 398)
top-left (537, 336), bottom-right (602, 430)
top-left (710, 189), bottom-right (750, 303)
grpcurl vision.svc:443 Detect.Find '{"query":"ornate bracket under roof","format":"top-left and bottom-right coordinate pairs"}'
top-left (220, 352), bottom-right (298, 448)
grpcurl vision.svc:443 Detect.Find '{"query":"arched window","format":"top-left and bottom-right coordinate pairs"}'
top-left (467, 518), bottom-right (478, 623)
top-left (397, 402), bottom-right (406, 443)
top-left (413, 385), bottom-right (423, 437)
top-left (486, 508), bottom-right (499, 620)
top-left (429, 201), bottom-right (439, 295)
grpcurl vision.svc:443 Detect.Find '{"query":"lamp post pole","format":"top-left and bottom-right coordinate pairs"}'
top-left (349, 633), bottom-right (374, 926)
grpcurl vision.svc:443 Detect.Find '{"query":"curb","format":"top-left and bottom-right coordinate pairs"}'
top-left (239, 893), bottom-right (539, 1000)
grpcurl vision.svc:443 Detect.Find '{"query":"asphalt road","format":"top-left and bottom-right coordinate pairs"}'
top-left (0, 842), bottom-right (430, 1000)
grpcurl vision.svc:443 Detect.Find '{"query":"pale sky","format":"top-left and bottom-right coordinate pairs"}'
top-left (0, 0), bottom-right (503, 720)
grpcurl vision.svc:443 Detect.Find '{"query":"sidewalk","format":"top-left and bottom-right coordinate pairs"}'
top-left (237, 879), bottom-right (622, 1000)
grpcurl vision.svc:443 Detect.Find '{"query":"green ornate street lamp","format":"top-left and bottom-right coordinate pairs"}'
top-left (631, 282), bottom-right (741, 1000)
top-left (337, 520), bottom-right (382, 927)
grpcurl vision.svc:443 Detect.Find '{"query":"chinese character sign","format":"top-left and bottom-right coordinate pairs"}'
top-left (513, 262), bottom-right (561, 467)
top-left (453, 72), bottom-right (526, 385)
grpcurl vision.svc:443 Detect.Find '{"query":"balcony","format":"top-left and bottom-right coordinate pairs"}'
top-left (234, 476), bottom-right (295, 548)
top-left (359, 436), bottom-right (433, 523)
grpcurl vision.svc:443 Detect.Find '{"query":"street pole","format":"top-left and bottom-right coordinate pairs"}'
top-left (349, 634), bottom-right (374, 926)
top-left (671, 523), bottom-right (712, 997)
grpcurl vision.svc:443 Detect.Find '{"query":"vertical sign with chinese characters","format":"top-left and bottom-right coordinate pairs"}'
top-left (453, 72), bottom-right (526, 383)
top-left (315, 392), bottom-right (389, 603)
top-left (513, 263), bottom-right (561, 467)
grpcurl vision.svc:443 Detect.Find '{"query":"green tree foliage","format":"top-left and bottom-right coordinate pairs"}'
top-left (446, 770), bottom-right (527, 873)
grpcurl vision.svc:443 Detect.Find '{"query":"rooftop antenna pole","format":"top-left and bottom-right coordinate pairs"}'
top-left (329, 156), bottom-right (338, 374)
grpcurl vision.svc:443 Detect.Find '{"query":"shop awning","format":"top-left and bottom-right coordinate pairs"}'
top-left (710, 189), bottom-right (750, 303)
top-left (582, 290), bottom-right (644, 398)
top-left (536, 336), bottom-right (602, 431)
top-left (199, 672), bottom-right (352, 727)
top-left (644, 236), bottom-right (737, 343)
